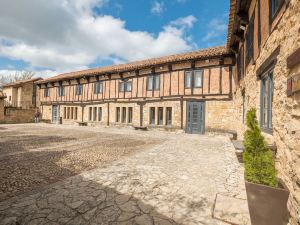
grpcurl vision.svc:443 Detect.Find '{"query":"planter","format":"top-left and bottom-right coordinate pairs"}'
top-left (245, 180), bottom-right (290, 225)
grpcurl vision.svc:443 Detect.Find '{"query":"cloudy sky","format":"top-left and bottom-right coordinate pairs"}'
top-left (0, 0), bottom-right (229, 78)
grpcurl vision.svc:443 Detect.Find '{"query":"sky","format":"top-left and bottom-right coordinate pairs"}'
top-left (0, 0), bottom-right (229, 78)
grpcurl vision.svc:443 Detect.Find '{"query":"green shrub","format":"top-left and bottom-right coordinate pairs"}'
top-left (243, 108), bottom-right (277, 187)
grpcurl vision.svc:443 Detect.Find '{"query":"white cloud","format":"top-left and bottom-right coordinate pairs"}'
top-left (151, 1), bottom-right (165, 15)
top-left (202, 18), bottom-right (227, 42)
top-left (0, 0), bottom-right (196, 77)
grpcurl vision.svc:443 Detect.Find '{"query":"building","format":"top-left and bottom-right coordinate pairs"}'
top-left (36, 46), bottom-right (235, 134)
top-left (2, 78), bottom-right (42, 109)
top-left (227, 0), bottom-right (300, 224)
top-left (36, 0), bottom-right (300, 223)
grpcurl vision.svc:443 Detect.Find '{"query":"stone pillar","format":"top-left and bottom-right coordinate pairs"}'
top-left (0, 93), bottom-right (6, 122)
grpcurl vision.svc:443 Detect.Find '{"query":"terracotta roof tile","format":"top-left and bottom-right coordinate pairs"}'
top-left (37, 46), bottom-right (230, 84)
top-left (2, 77), bottom-right (42, 88)
top-left (227, 0), bottom-right (237, 49)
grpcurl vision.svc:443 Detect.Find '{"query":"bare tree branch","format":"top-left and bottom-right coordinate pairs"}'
top-left (0, 71), bottom-right (35, 87)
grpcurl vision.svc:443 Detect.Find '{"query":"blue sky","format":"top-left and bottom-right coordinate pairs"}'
top-left (0, 0), bottom-right (229, 77)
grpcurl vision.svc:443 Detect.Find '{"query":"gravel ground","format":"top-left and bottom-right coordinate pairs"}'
top-left (0, 124), bottom-right (161, 201)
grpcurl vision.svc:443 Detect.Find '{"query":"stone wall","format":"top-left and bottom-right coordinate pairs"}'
top-left (0, 97), bottom-right (5, 122)
top-left (232, 0), bottom-right (300, 223)
top-left (1, 108), bottom-right (35, 124)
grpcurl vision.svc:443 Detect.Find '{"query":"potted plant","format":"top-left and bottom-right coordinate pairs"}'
top-left (243, 108), bottom-right (290, 225)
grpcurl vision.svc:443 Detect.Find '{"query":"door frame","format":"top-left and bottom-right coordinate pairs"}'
top-left (186, 101), bottom-right (205, 134)
top-left (52, 105), bottom-right (60, 124)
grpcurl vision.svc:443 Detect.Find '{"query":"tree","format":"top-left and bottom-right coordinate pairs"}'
top-left (0, 71), bottom-right (35, 86)
top-left (243, 108), bottom-right (278, 187)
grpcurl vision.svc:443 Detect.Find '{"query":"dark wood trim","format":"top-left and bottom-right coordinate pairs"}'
top-left (180, 96), bottom-right (183, 129)
top-left (169, 72), bottom-right (171, 96)
top-left (287, 47), bottom-right (300, 69)
top-left (219, 67), bottom-right (222, 94)
top-left (229, 66), bottom-right (233, 96)
top-left (256, 46), bottom-right (280, 77)
top-left (177, 71), bottom-right (180, 95)
top-left (208, 68), bottom-right (211, 94)
top-left (107, 102), bottom-right (110, 126)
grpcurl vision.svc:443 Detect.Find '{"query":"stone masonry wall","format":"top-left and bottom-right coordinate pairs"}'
top-left (232, 0), bottom-right (300, 223)
top-left (1, 108), bottom-right (35, 124)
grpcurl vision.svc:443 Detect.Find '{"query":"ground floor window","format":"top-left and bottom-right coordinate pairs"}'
top-left (93, 107), bottom-right (97, 121)
top-left (166, 107), bottom-right (172, 126)
top-left (67, 107), bottom-right (70, 119)
top-left (150, 107), bottom-right (155, 125)
top-left (158, 107), bottom-right (163, 125)
top-left (116, 107), bottom-right (120, 122)
top-left (64, 107), bottom-right (78, 120)
top-left (260, 70), bottom-right (273, 132)
top-left (74, 107), bottom-right (78, 120)
top-left (89, 107), bottom-right (92, 121)
top-left (63, 107), bottom-right (66, 119)
top-left (128, 107), bottom-right (133, 123)
top-left (98, 107), bottom-right (102, 121)
top-left (122, 107), bottom-right (126, 123)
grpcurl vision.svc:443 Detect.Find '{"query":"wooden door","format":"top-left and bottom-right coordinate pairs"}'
top-left (186, 102), bottom-right (205, 134)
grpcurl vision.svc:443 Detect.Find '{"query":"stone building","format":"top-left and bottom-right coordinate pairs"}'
top-left (36, 47), bottom-right (235, 134)
top-left (2, 77), bottom-right (42, 109)
top-left (227, 0), bottom-right (300, 224)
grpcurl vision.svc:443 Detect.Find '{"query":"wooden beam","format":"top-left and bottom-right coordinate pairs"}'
top-left (237, 11), bottom-right (249, 25)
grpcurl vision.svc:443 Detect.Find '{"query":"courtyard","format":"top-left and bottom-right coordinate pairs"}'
top-left (0, 124), bottom-right (250, 225)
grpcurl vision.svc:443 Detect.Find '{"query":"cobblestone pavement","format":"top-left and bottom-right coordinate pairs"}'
top-left (0, 124), bottom-right (160, 201)
top-left (0, 124), bottom-right (250, 225)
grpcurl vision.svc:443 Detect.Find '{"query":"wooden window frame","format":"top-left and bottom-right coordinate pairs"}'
top-left (44, 88), bottom-right (50, 97)
top-left (93, 107), bottom-right (97, 121)
top-left (149, 107), bottom-right (155, 125)
top-left (157, 107), bottom-right (163, 126)
top-left (75, 84), bottom-right (83, 96)
top-left (58, 86), bottom-right (65, 97)
top-left (98, 107), bottom-right (102, 121)
top-left (122, 107), bottom-right (126, 123)
top-left (246, 15), bottom-right (254, 65)
top-left (119, 81), bottom-right (132, 92)
top-left (116, 107), bottom-right (120, 123)
top-left (74, 107), bottom-right (78, 120)
top-left (94, 81), bottom-right (103, 94)
top-left (269, 0), bottom-right (284, 22)
top-left (260, 69), bottom-right (273, 133)
top-left (237, 45), bottom-right (245, 81)
top-left (184, 70), bottom-right (203, 88)
top-left (147, 75), bottom-right (160, 91)
top-left (166, 107), bottom-right (172, 126)
top-left (128, 107), bottom-right (133, 124)
top-left (89, 107), bottom-right (92, 121)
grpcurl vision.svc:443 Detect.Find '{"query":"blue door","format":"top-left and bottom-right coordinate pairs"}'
top-left (186, 102), bottom-right (205, 134)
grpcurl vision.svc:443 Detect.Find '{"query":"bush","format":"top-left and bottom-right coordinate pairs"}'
top-left (243, 108), bottom-right (278, 187)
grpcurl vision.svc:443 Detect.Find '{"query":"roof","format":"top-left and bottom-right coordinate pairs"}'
top-left (1, 77), bottom-right (43, 88)
top-left (36, 46), bottom-right (231, 84)
top-left (0, 91), bottom-right (6, 99)
top-left (227, 0), bottom-right (237, 49)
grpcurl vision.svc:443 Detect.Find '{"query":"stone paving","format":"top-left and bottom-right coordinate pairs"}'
top-left (0, 124), bottom-right (250, 225)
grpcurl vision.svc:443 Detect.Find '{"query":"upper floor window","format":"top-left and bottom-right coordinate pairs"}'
top-left (147, 75), bottom-right (160, 91)
top-left (270, 0), bottom-right (284, 20)
top-left (94, 81), bottom-right (103, 94)
top-left (246, 15), bottom-right (254, 65)
top-left (119, 81), bottom-right (132, 92)
top-left (184, 70), bottom-right (203, 88)
top-left (58, 86), bottom-right (64, 97)
top-left (75, 84), bottom-right (83, 96)
top-left (260, 70), bottom-right (273, 132)
top-left (44, 87), bottom-right (50, 97)
top-left (237, 46), bottom-right (245, 81)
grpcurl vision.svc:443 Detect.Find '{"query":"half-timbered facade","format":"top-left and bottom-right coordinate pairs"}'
top-left (36, 46), bottom-right (235, 134)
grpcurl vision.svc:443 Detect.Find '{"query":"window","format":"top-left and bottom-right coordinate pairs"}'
top-left (58, 86), bottom-right (64, 97)
top-left (150, 107), bottom-right (155, 125)
top-left (89, 107), bottom-right (92, 121)
top-left (119, 81), bottom-right (132, 92)
top-left (122, 107), bottom-right (126, 123)
top-left (63, 107), bottom-right (66, 119)
top-left (9, 96), bottom-right (11, 101)
top-left (44, 88), bottom-right (50, 97)
top-left (158, 107), bottom-right (163, 125)
top-left (237, 46), bottom-right (245, 81)
top-left (128, 107), bottom-right (133, 123)
top-left (166, 107), bottom-right (172, 126)
top-left (93, 107), bottom-right (97, 121)
top-left (260, 70), bottom-right (273, 132)
top-left (194, 70), bottom-right (203, 87)
top-left (184, 70), bottom-right (203, 88)
top-left (76, 84), bottom-right (83, 96)
top-left (98, 107), bottom-right (102, 121)
top-left (270, 0), bottom-right (284, 20)
top-left (246, 15), bottom-right (254, 65)
top-left (116, 107), bottom-right (120, 122)
top-left (67, 107), bottom-right (70, 119)
top-left (94, 82), bottom-right (103, 94)
top-left (74, 107), bottom-right (78, 120)
top-left (71, 107), bottom-right (74, 119)
top-left (147, 75), bottom-right (160, 91)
